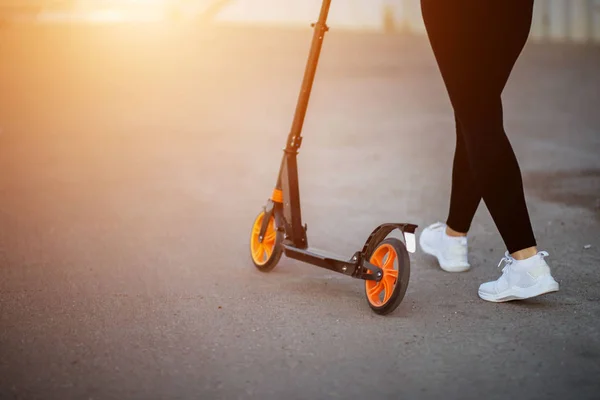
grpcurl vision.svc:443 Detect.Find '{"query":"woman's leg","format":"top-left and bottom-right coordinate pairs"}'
top-left (444, 11), bottom-right (537, 238)
top-left (419, 0), bottom-right (559, 301)
top-left (418, 113), bottom-right (473, 273)
top-left (421, 0), bottom-right (536, 254)
top-left (446, 116), bottom-right (481, 235)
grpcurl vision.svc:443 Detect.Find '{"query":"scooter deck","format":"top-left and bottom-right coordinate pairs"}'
top-left (283, 242), bottom-right (384, 282)
top-left (284, 246), bottom-right (351, 262)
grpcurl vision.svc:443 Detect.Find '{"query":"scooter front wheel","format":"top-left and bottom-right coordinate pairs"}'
top-left (249, 210), bottom-right (284, 272)
top-left (364, 238), bottom-right (410, 315)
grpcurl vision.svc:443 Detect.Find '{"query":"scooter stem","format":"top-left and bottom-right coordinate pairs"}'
top-left (268, 0), bottom-right (332, 249)
top-left (284, 0), bottom-right (331, 153)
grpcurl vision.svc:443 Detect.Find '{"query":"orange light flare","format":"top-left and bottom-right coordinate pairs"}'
top-left (48, 0), bottom-right (181, 23)
top-left (92, 0), bottom-right (166, 23)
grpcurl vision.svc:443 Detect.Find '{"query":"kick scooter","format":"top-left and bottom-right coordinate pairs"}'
top-left (249, 0), bottom-right (418, 315)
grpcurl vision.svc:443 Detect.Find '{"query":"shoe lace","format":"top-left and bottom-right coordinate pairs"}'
top-left (497, 250), bottom-right (550, 272)
top-left (497, 251), bottom-right (514, 273)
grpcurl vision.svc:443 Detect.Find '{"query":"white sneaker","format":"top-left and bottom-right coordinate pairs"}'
top-left (478, 251), bottom-right (559, 302)
top-left (419, 222), bottom-right (470, 272)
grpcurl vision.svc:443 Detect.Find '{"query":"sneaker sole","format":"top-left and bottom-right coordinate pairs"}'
top-left (478, 277), bottom-right (560, 302)
top-left (419, 237), bottom-right (470, 273)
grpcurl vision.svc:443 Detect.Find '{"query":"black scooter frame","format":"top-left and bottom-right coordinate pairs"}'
top-left (257, 0), bottom-right (417, 282)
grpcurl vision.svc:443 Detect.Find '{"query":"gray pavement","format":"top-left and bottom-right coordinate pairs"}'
top-left (0, 23), bottom-right (599, 400)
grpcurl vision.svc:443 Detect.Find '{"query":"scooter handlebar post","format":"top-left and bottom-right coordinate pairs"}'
top-left (284, 0), bottom-right (332, 153)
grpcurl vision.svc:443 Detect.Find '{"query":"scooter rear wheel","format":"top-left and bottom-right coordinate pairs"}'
top-left (364, 238), bottom-right (410, 315)
top-left (249, 210), bottom-right (283, 272)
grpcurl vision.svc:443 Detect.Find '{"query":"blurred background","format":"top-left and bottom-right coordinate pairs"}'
top-left (1, 1), bottom-right (599, 400)
top-left (1, 0), bottom-right (600, 43)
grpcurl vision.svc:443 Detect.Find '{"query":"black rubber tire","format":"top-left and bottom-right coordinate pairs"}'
top-left (249, 210), bottom-right (284, 272)
top-left (364, 238), bottom-right (411, 315)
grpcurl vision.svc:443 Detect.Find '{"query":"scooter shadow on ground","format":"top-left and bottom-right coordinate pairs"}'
top-left (261, 258), bottom-right (416, 318)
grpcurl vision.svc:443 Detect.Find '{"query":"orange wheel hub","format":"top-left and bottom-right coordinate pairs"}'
top-left (365, 244), bottom-right (399, 307)
top-left (250, 212), bottom-right (278, 266)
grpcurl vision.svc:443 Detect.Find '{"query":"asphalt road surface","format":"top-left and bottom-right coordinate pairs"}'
top-left (1, 23), bottom-right (599, 400)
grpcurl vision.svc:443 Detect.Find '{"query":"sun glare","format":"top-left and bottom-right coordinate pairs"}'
top-left (36, 0), bottom-right (176, 23)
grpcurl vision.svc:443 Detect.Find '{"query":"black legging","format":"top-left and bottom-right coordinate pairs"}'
top-left (421, 0), bottom-right (536, 254)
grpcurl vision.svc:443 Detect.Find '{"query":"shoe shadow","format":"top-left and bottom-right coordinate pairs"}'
top-left (503, 293), bottom-right (573, 309)
top-left (506, 298), bottom-right (556, 309)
